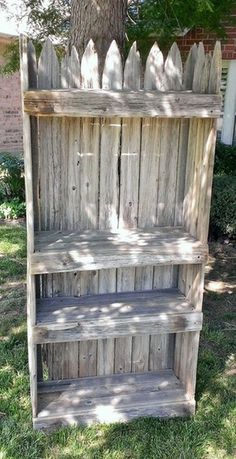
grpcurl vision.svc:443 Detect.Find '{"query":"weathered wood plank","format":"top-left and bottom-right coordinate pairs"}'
top-left (34, 400), bottom-right (195, 428)
top-left (33, 311), bottom-right (202, 344)
top-left (152, 44), bottom-right (183, 371)
top-left (20, 35), bottom-right (37, 417)
top-left (176, 42), bottom-right (221, 400)
top-left (117, 42), bottom-right (141, 374)
top-left (34, 289), bottom-right (202, 344)
top-left (24, 89), bottom-right (221, 118)
top-left (34, 369), bottom-right (193, 428)
top-left (30, 227), bottom-right (208, 275)
top-left (78, 39), bottom-right (100, 378)
top-left (164, 42), bottom-right (182, 90)
top-left (97, 41), bottom-right (122, 376)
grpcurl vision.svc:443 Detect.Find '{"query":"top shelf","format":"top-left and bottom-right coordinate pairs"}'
top-left (30, 226), bottom-right (208, 275)
top-left (23, 89), bottom-right (221, 119)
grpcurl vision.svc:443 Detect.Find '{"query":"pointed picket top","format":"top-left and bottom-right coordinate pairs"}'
top-left (102, 40), bottom-right (122, 90)
top-left (208, 41), bottom-right (222, 94)
top-left (192, 42), bottom-right (205, 93)
top-left (61, 52), bottom-right (70, 88)
top-left (144, 42), bottom-right (164, 90)
top-left (38, 38), bottom-right (60, 89)
top-left (69, 46), bottom-right (80, 88)
top-left (200, 53), bottom-right (212, 93)
top-left (124, 42), bottom-right (141, 90)
top-left (183, 43), bottom-right (198, 90)
top-left (27, 40), bottom-right (37, 89)
top-left (81, 39), bottom-right (99, 89)
top-left (164, 42), bottom-right (182, 90)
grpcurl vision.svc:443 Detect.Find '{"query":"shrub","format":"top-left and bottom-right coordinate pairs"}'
top-left (214, 142), bottom-right (236, 176)
top-left (0, 154), bottom-right (25, 202)
top-left (210, 176), bottom-right (236, 239)
top-left (0, 198), bottom-right (26, 220)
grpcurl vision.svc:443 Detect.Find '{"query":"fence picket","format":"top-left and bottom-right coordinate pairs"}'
top-left (209, 41), bottom-right (222, 94)
top-left (117, 42), bottom-right (142, 373)
top-left (79, 40), bottom-right (100, 377)
top-left (164, 42), bottom-right (182, 90)
top-left (97, 41), bottom-right (122, 375)
top-left (144, 42), bottom-right (164, 90)
top-left (183, 43), bottom-right (198, 90)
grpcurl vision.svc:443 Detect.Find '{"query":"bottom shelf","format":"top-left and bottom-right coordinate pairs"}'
top-left (34, 369), bottom-right (195, 429)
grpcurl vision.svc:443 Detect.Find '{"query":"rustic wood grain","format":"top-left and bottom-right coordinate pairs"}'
top-left (34, 369), bottom-right (194, 428)
top-left (117, 42), bottom-right (141, 374)
top-left (24, 89), bottom-right (221, 118)
top-left (97, 41), bottom-right (122, 375)
top-left (20, 35), bottom-right (37, 417)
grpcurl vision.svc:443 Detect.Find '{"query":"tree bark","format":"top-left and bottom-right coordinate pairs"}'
top-left (69, 0), bottom-right (128, 74)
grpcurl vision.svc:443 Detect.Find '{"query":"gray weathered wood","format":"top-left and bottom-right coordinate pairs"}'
top-left (24, 89), bottom-right (221, 118)
top-left (209, 41), bottom-right (222, 94)
top-left (20, 38), bottom-right (222, 428)
top-left (144, 42), bottom-right (164, 90)
top-left (79, 38), bottom-right (100, 378)
top-left (20, 35), bottom-right (37, 417)
top-left (34, 369), bottom-right (194, 428)
top-left (175, 41), bottom-right (221, 400)
top-left (97, 41), bottom-right (122, 375)
top-left (30, 227), bottom-right (208, 275)
top-left (164, 42), bottom-right (182, 90)
top-left (117, 42), bottom-right (141, 374)
top-left (33, 307), bottom-right (202, 345)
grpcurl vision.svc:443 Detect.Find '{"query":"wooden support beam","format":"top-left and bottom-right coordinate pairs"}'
top-left (24, 89), bottom-right (221, 119)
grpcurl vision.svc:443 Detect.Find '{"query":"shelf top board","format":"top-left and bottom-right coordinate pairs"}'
top-left (30, 226), bottom-right (208, 275)
top-left (35, 369), bottom-right (194, 428)
top-left (33, 288), bottom-right (202, 344)
top-left (24, 89), bottom-right (221, 119)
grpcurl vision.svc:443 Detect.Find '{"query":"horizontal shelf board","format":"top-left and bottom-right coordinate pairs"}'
top-left (31, 227), bottom-right (208, 275)
top-left (35, 370), bottom-right (194, 428)
top-left (33, 288), bottom-right (202, 344)
top-left (24, 89), bottom-right (221, 119)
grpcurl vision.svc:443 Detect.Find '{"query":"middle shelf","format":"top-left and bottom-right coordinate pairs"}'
top-left (30, 226), bottom-right (208, 275)
top-left (33, 288), bottom-right (202, 344)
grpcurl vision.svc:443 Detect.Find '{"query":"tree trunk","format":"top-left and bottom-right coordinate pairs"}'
top-left (69, 0), bottom-right (128, 73)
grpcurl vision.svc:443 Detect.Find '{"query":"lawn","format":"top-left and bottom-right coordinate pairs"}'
top-left (0, 223), bottom-right (235, 459)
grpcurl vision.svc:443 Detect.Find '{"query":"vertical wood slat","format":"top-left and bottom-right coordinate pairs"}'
top-left (117, 42), bottom-right (141, 374)
top-left (60, 46), bottom-right (80, 379)
top-left (97, 41), bottom-right (122, 376)
top-left (175, 43), bottom-right (206, 395)
top-left (176, 41), bottom-right (221, 398)
top-left (20, 35), bottom-right (37, 416)
top-left (151, 43), bottom-right (183, 371)
top-left (79, 40), bottom-right (100, 377)
top-left (135, 43), bottom-right (163, 372)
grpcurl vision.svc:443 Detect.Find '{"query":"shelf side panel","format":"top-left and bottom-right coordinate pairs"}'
top-left (176, 42), bottom-right (221, 399)
top-left (20, 36), bottom-right (37, 417)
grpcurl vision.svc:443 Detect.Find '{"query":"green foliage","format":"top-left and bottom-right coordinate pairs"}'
top-left (24, 0), bottom-right (70, 43)
top-left (210, 175), bottom-right (236, 238)
top-left (214, 141), bottom-right (236, 176)
top-left (128, 0), bottom-right (236, 53)
top-left (0, 154), bottom-right (25, 202)
top-left (0, 40), bottom-right (20, 76)
top-left (0, 198), bottom-right (26, 220)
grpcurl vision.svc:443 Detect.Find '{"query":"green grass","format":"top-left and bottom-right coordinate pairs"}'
top-left (0, 224), bottom-right (235, 459)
